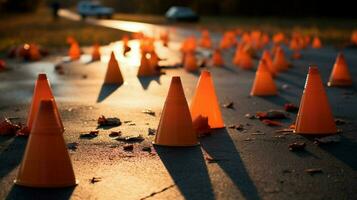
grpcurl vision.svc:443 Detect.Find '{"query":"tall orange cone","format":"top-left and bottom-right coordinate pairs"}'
top-left (91, 43), bottom-right (101, 61)
top-left (15, 99), bottom-right (77, 187)
top-left (295, 66), bottom-right (337, 135)
top-left (212, 49), bottom-right (224, 67)
top-left (272, 46), bottom-right (290, 72)
top-left (327, 53), bottom-right (353, 87)
top-left (250, 60), bottom-right (277, 96)
top-left (190, 70), bottom-right (224, 129)
top-left (27, 74), bottom-right (63, 132)
top-left (154, 77), bottom-right (198, 146)
top-left (68, 42), bottom-right (81, 60)
top-left (183, 51), bottom-right (198, 72)
top-left (137, 52), bottom-right (158, 77)
top-left (104, 52), bottom-right (123, 85)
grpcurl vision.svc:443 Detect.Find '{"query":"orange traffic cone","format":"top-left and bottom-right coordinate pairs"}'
top-left (183, 51), bottom-right (198, 72)
top-left (15, 99), bottom-right (77, 187)
top-left (212, 49), bottom-right (224, 67)
top-left (149, 50), bottom-right (160, 70)
top-left (250, 60), bottom-right (277, 96)
top-left (199, 30), bottom-right (212, 48)
top-left (272, 46), bottom-right (290, 72)
top-left (104, 52), bottom-right (123, 85)
top-left (29, 44), bottom-right (41, 61)
top-left (312, 36), bottom-right (322, 49)
top-left (91, 43), bottom-right (101, 61)
top-left (68, 42), bottom-right (81, 60)
top-left (137, 52), bottom-right (158, 77)
top-left (190, 70), bottom-right (224, 129)
top-left (154, 77), bottom-right (198, 146)
top-left (261, 50), bottom-right (275, 77)
top-left (295, 66), bottom-right (337, 135)
top-left (27, 74), bottom-right (63, 133)
top-left (239, 50), bottom-right (253, 70)
top-left (327, 53), bottom-right (353, 87)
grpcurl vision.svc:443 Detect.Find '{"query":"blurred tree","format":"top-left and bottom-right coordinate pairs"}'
top-left (1, 0), bottom-right (43, 12)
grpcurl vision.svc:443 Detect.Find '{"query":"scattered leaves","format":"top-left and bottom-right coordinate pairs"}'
top-left (0, 118), bottom-right (21, 136)
top-left (256, 110), bottom-right (288, 119)
top-left (90, 177), bottom-right (102, 184)
top-left (228, 124), bottom-right (244, 131)
top-left (123, 144), bottom-right (134, 151)
top-left (116, 134), bottom-right (144, 143)
top-left (142, 146), bottom-right (151, 152)
top-left (262, 119), bottom-right (283, 126)
top-left (109, 131), bottom-right (121, 137)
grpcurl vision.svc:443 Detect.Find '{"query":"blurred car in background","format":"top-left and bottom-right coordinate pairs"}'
top-left (77, 1), bottom-right (114, 19)
top-left (165, 6), bottom-right (199, 22)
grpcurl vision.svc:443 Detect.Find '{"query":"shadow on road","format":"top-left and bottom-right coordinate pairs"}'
top-left (259, 95), bottom-right (291, 107)
top-left (96, 84), bottom-right (121, 102)
top-left (6, 185), bottom-right (75, 200)
top-left (0, 137), bottom-right (27, 180)
top-left (138, 76), bottom-right (161, 90)
top-left (155, 145), bottom-right (214, 200)
top-left (200, 129), bottom-right (261, 200)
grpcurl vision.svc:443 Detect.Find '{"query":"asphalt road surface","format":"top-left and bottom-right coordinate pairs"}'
top-left (0, 11), bottom-right (356, 200)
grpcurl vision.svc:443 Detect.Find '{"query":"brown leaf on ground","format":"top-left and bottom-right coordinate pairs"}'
top-left (116, 135), bottom-right (144, 143)
top-left (90, 177), bottom-right (102, 184)
top-left (228, 124), bottom-right (244, 131)
top-left (223, 102), bottom-right (234, 109)
top-left (335, 119), bottom-right (347, 125)
top-left (245, 113), bottom-right (256, 119)
top-left (109, 131), bottom-right (121, 137)
top-left (97, 115), bottom-right (122, 127)
top-left (80, 130), bottom-right (99, 139)
top-left (0, 118), bottom-right (21, 136)
top-left (67, 142), bottom-right (79, 151)
top-left (142, 146), bottom-right (151, 152)
top-left (0, 59), bottom-right (6, 71)
top-left (262, 119), bottom-right (283, 126)
top-left (305, 168), bottom-right (323, 175)
top-left (142, 109), bottom-right (155, 116)
top-left (54, 64), bottom-right (65, 75)
top-left (148, 128), bottom-right (156, 135)
top-left (284, 103), bottom-right (299, 112)
top-left (16, 126), bottom-right (30, 137)
top-left (256, 110), bottom-right (288, 119)
top-left (288, 142), bottom-right (306, 151)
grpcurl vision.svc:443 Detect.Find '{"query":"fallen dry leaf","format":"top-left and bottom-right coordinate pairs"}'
top-left (109, 131), bottom-right (121, 137)
top-left (80, 130), bottom-right (99, 139)
top-left (116, 135), bottom-right (144, 143)
top-left (123, 144), bottom-right (134, 151)
top-left (97, 115), bottom-right (122, 127)
top-left (0, 118), bottom-right (21, 136)
top-left (67, 142), bottom-right (79, 151)
top-left (262, 119), bottom-right (283, 126)
top-left (142, 146), bottom-right (151, 152)
top-left (148, 128), bottom-right (156, 135)
top-left (223, 102), bottom-right (234, 109)
top-left (256, 110), bottom-right (288, 119)
top-left (305, 168), bottom-right (323, 175)
top-left (288, 142), bottom-right (306, 151)
top-left (142, 109), bottom-right (155, 116)
top-left (284, 103), bottom-right (299, 112)
top-left (228, 124), bottom-right (244, 131)
top-left (90, 177), bottom-right (102, 184)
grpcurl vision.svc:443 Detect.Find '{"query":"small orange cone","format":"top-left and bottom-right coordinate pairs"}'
top-left (91, 43), bottom-right (101, 61)
top-left (261, 50), bottom-right (275, 77)
top-left (312, 36), bottom-right (322, 49)
top-left (327, 53), bottom-right (353, 87)
top-left (272, 46), bottom-right (290, 72)
top-left (137, 52), bottom-right (158, 77)
top-left (212, 49), bottom-right (224, 67)
top-left (199, 30), bottom-right (212, 48)
top-left (250, 60), bottom-right (278, 96)
top-left (104, 52), bottom-right (123, 85)
top-left (183, 51), bottom-right (198, 72)
top-left (27, 74), bottom-right (63, 132)
top-left (68, 42), bottom-right (81, 60)
top-left (190, 70), bottom-right (224, 129)
top-left (15, 99), bottom-right (77, 187)
top-left (295, 66), bottom-right (337, 135)
top-left (29, 44), bottom-right (41, 61)
top-left (154, 77), bottom-right (198, 146)
top-left (239, 49), bottom-right (253, 70)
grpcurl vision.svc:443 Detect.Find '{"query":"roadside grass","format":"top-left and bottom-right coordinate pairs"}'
top-left (113, 14), bottom-right (357, 44)
top-left (0, 8), bottom-right (126, 54)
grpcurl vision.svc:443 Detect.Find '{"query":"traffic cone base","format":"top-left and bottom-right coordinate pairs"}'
top-left (327, 53), bottom-right (353, 87)
top-left (104, 52), bottom-right (124, 85)
top-left (294, 66), bottom-right (337, 134)
top-left (190, 70), bottom-right (225, 129)
top-left (15, 99), bottom-right (77, 187)
top-left (154, 77), bottom-right (198, 146)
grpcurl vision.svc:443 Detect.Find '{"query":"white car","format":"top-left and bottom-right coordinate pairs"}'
top-left (77, 1), bottom-right (114, 19)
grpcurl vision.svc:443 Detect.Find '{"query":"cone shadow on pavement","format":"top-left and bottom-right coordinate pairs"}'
top-left (6, 185), bottom-right (75, 200)
top-left (154, 146), bottom-right (214, 200)
top-left (97, 84), bottom-right (121, 103)
top-left (0, 137), bottom-right (27, 180)
top-left (138, 76), bottom-right (162, 90)
top-left (200, 129), bottom-right (261, 200)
